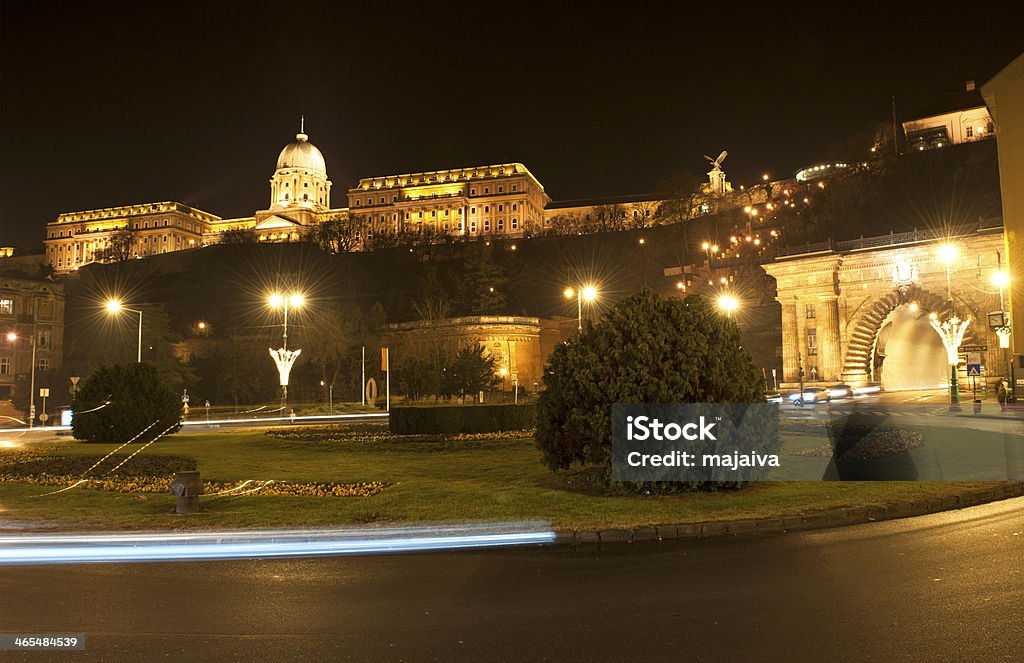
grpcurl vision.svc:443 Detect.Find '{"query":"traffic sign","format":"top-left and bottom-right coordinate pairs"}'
top-left (959, 345), bottom-right (987, 352)
top-left (967, 364), bottom-right (982, 376)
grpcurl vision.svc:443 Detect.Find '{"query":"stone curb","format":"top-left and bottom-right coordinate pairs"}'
top-left (552, 481), bottom-right (1024, 548)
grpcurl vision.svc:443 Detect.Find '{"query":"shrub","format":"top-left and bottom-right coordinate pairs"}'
top-left (536, 291), bottom-right (772, 490)
top-left (389, 404), bottom-right (536, 435)
top-left (72, 363), bottom-right (182, 443)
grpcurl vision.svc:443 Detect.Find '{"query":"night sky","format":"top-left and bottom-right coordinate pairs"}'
top-left (1, 0), bottom-right (1021, 251)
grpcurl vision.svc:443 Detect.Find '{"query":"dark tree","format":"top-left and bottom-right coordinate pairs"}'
top-left (309, 214), bottom-right (359, 254)
top-left (96, 229), bottom-right (136, 262)
top-left (445, 344), bottom-right (500, 403)
top-left (219, 228), bottom-right (258, 244)
top-left (535, 291), bottom-right (770, 486)
top-left (72, 363), bottom-right (182, 443)
top-left (458, 244), bottom-right (507, 314)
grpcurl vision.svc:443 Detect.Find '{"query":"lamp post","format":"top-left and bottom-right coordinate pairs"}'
top-left (993, 271), bottom-right (1014, 396)
top-left (5, 330), bottom-right (37, 427)
top-left (563, 285), bottom-right (597, 331)
top-left (930, 312), bottom-right (969, 411)
top-left (268, 292), bottom-right (304, 413)
top-left (105, 299), bottom-right (143, 363)
top-left (717, 294), bottom-right (739, 318)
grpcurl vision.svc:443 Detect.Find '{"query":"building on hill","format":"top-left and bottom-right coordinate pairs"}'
top-left (42, 122), bottom-right (786, 273)
top-left (902, 81), bottom-right (995, 152)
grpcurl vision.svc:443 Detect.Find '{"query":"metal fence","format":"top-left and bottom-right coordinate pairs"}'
top-left (776, 217), bottom-right (1004, 258)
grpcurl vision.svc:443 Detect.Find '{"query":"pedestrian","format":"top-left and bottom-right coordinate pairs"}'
top-left (997, 380), bottom-right (1008, 412)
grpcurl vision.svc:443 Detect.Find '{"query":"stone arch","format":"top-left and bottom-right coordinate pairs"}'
top-left (842, 285), bottom-right (980, 384)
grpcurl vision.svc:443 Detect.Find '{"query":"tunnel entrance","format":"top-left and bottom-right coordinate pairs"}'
top-left (873, 304), bottom-right (948, 391)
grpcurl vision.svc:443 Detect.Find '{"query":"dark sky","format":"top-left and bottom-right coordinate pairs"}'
top-left (1, 0), bottom-right (1021, 250)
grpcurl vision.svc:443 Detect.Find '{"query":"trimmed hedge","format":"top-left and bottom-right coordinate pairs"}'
top-left (389, 404), bottom-right (536, 435)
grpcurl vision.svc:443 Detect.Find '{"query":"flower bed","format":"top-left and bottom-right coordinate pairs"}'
top-left (0, 450), bottom-right (386, 497)
top-left (794, 428), bottom-right (923, 460)
top-left (266, 424), bottom-right (533, 444)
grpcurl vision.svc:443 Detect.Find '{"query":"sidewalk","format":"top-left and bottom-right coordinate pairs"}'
top-left (557, 482), bottom-right (1024, 547)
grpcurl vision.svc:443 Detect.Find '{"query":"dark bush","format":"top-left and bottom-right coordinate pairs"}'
top-left (536, 291), bottom-right (773, 490)
top-left (389, 404), bottom-right (536, 435)
top-left (72, 363), bottom-right (182, 443)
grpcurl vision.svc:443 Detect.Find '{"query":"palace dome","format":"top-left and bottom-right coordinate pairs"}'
top-left (276, 131), bottom-right (327, 177)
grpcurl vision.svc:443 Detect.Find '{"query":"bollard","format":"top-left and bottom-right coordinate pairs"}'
top-left (169, 470), bottom-right (203, 515)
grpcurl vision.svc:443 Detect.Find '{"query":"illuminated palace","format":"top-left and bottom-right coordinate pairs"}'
top-left (43, 124), bottom-right (757, 273)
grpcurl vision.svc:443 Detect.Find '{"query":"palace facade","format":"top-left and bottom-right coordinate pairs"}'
top-left (42, 124), bottom-right (765, 273)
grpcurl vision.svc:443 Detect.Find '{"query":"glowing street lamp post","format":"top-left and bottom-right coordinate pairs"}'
top-left (992, 271), bottom-right (1014, 397)
top-left (5, 331), bottom-right (38, 427)
top-left (564, 285), bottom-right (597, 331)
top-left (933, 245), bottom-right (965, 411)
top-left (105, 299), bottom-right (143, 363)
top-left (930, 312), bottom-right (969, 411)
top-left (717, 295), bottom-right (739, 318)
top-left (268, 293), bottom-right (304, 414)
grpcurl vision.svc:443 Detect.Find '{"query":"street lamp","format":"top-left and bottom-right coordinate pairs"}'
top-left (992, 271), bottom-right (1014, 395)
top-left (717, 295), bottom-right (739, 318)
top-left (938, 243), bottom-right (958, 303)
top-left (106, 299), bottom-right (143, 363)
top-left (268, 292), bottom-right (305, 412)
top-left (5, 331), bottom-right (37, 428)
top-left (930, 312), bottom-right (970, 411)
top-left (564, 285), bottom-right (598, 331)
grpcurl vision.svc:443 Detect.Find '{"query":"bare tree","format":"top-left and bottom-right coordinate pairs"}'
top-left (97, 229), bottom-right (136, 262)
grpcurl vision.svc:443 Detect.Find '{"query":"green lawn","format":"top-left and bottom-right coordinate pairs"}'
top-left (0, 426), bottom-right (1014, 531)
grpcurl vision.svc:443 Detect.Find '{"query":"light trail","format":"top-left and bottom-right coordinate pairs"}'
top-left (0, 524), bottom-right (556, 564)
top-left (31, 479), bottom-right (91, 498)
top-left (0, 412), bottom-right (389, 434)
top-left (82, 420), bottom-right (159, 476)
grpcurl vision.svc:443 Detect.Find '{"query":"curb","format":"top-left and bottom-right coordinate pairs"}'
top-left (552, 481), bottom-right (1024, 548)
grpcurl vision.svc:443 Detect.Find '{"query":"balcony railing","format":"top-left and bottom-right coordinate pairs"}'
top-left (776, 217), bottom-right (1004, 258)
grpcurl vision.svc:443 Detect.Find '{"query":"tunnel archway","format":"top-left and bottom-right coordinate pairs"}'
top-left (873, 305), bottom-right (948, 390)
top-left (843, 286), bottom-right (979, 389)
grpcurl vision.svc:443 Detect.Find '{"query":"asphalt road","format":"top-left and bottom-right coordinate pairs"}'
top-left (1, 498), bottom-right (1022, 662)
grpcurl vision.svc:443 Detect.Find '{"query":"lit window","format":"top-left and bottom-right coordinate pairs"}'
top-left (37, 357), bottom-right (49, 372)
top-left (0, 299), bottom-right (12, 315)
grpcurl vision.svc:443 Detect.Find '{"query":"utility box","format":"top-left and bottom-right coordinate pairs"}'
top-left (169, 470), bottom-right (203, 515)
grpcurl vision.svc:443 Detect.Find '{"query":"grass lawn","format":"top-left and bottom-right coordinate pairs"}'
top-left (0, 425), bottom-right (1016, 532)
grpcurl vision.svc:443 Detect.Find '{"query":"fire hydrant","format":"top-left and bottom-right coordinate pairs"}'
top-left (169, 470), bottom-right (203, 515)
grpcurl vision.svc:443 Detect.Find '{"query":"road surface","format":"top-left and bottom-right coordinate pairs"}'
top-left (1, 497), bottom-right (1022, 661)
